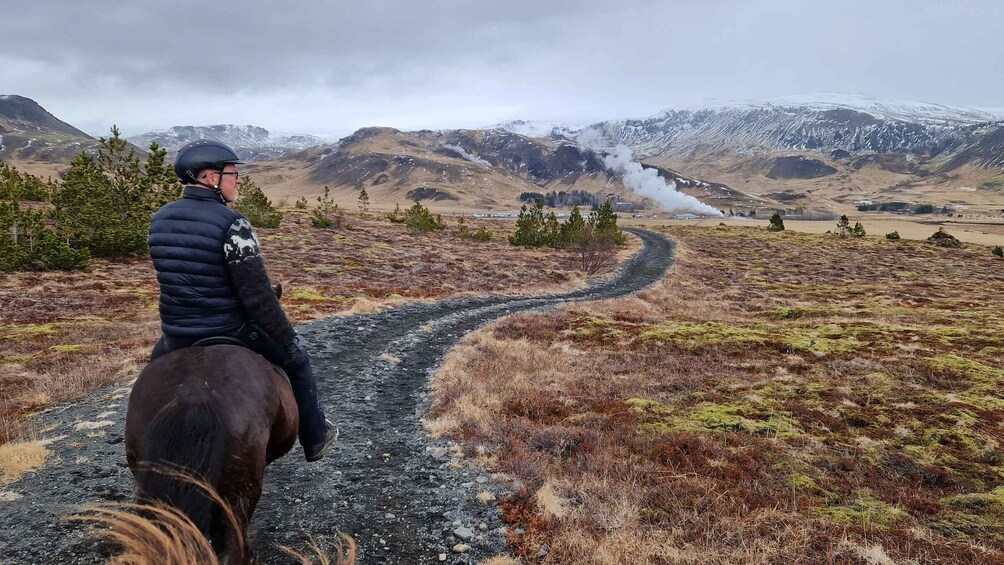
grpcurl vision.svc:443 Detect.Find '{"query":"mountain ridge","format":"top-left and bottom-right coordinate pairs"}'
top-left (127, 124), bottom-right (329, 161)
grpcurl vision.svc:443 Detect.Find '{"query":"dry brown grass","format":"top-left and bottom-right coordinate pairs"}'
top-left (1, 211), bottom-right (609, 445)
top-left (0, 438), bottom-right (48, 483)
top-left (428, 225), bottom-right (1004, 564)
top-left (72, 470), bottom-right (356, 564)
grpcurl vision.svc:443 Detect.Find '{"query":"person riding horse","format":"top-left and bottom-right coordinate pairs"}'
top-left (148, 139), bottom-right (336, 462)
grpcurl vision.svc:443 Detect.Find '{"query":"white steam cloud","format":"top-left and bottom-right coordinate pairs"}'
top-left (576, 130), bottom-right (723, 217)
top-left (442, 144), bottom-right (491, 167)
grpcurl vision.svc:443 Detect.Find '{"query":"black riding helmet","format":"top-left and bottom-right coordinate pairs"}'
top-left (174, 140), bottom-right (244, 185)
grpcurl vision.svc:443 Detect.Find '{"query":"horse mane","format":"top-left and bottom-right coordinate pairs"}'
top-left (135, 400), bottom-right (231, 550)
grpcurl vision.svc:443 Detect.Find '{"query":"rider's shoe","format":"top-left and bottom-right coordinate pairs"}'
top-left (304, 420), bottom-right (337, 462)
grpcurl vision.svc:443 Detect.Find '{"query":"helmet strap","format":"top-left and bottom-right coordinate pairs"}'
top-left (194, 171), bottom-right (227, 204)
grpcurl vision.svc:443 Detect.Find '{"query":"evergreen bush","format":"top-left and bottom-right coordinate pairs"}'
top-left (387, 203), bottom-right (406, 223)
top-left (927, 228), bottom-right (962, 248)
top-left (508, 199), bottom-right (547, 247)
top-left (404, 202), bottom-right (444, 233)
top-left (835, 215), bottom-right (851, 237)
top-left (233, 176), bottom-right (282, 228)
top-left (768, 212), bottom-right (785, 232)
top-left (311, 186), bottom-right (342, 229)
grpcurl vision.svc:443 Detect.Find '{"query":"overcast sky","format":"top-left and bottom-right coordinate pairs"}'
top-left (3, 0), bottom-right (1001, 139)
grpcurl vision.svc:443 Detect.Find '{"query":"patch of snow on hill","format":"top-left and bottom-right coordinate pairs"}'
top-left (491, 120), bottom-right (582, 139)
top-left (679, 93), bottom-right (998, 125)
top-left (128, 125), bottom-right (327, 158)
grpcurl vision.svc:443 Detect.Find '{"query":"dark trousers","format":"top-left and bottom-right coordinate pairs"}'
top-left (150, 323), bottom-right (328, 447)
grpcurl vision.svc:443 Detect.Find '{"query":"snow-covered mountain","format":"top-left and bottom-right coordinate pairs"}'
top-left (685, 93), bottom-right (1002, 126)
top-left (128, 125), bottom-right (328, 161)
top-left (490, 120), bottom-right (582, 140)
top-left (494, 94), bottom-right (1004, 172)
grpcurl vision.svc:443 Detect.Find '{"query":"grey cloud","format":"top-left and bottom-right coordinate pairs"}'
top-left (3, 0), bottom-right (1002, 136)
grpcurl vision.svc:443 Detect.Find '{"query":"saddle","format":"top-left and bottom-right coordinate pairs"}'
top-left (191, 335), bottom-right (291, 384)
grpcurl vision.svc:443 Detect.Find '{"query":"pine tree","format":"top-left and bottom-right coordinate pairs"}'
top-left (509, 199), bottom-right (546, 247)
top-left (0, 163), bottom-right (88, 271)
top-left (51, 128), bottom-right (156, 257)
top-left (233, 176), bottom-right (282, 228)
top-left (143, 142), bottom-right (183, 209)
top-left (311, 186), bottom-right (340, 228)
top-left (558, 205), bottom-right (586, 247)
top-left (358, 187), bottom-right (370, 213)
top-left (768, 212), bottom-right (785, 231)
top-left (543, 212), bottom-right (560, 247)
top-left (588, 200), bottom-right (625, 245)
top-left (835, 215), bottom-right (851, 237)
top-left (404, 202), bottom-right (444, 233)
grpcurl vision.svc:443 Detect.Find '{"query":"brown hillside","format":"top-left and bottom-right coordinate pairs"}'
top-left (647, 151), bottom-right (1004, 218)
top-left (247, 128), bottom-right (648, 213)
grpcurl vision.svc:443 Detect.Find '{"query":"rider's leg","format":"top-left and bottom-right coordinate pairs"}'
top-left (226, 323), bottom-right (330, 450)
top-left (283, 356), bottom-right (327, 447)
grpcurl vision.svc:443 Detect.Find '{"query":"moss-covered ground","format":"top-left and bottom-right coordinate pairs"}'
top-left (428, 226), bottom-right (1004, 563)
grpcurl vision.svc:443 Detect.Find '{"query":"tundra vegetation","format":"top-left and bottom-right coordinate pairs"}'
top-left (0, 203), bottom-right (606, 446)
top-left (427, 225), bottom-right (1004, 564)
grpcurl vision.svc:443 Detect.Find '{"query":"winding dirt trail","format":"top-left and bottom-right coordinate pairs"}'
top-left (0, 228), bottom-right (675, 565)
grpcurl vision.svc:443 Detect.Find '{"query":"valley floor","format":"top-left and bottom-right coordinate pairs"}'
top-left (628, 215), bottom-right (1004, 248)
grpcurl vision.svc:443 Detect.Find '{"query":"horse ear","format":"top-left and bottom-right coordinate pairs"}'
top-left (273, 284), bottom-right (283, 301)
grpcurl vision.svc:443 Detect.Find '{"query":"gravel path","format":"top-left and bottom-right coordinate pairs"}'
top-left (0, 228), bottom-right (675, 565)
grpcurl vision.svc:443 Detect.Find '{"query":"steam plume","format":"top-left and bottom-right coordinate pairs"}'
top-left (577, 130), bottom-right (723, 216)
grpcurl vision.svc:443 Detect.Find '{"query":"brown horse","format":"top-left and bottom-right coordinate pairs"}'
top-left (125, 343), bottom-right (298, 563)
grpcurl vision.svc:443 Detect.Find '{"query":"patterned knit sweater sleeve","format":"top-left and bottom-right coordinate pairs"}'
top-left (223, 218), bottom-right (297, 345)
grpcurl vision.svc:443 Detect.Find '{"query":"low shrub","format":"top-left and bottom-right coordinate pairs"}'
top-left (767, 213), bottom-right (785, 232)
top-left (404, 202), bottom-right (444, 233)
top-left (927, 228), bottom-right (962, 248)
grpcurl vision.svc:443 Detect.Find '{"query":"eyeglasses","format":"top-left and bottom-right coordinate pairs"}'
top-left (218, 171), bottom-right (240, 179)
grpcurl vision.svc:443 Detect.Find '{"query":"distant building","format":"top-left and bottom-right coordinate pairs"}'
top-left (672, 213), bottom-right (700, 220)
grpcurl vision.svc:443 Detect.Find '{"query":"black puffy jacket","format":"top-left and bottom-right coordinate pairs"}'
top-left (149, 187), bottom-right (246, 337)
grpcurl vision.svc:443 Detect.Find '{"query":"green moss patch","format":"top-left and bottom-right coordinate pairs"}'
top-left (49, 344), bottom-right (86, 353)
top-left (638, 322), bottom-right (767, 347)
top-left (288, 288), bottom-right (334, 302)
top-left (927, 355), bottom-right (1004, 386)
top-left (0, 324), bottom-right (59, 339)
top-left (815, 490), bottom-right (905, 530)
top-left (630, 397), bottom-right (804, 439)
top-left (935, 487), bottom-right (1004, 541)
